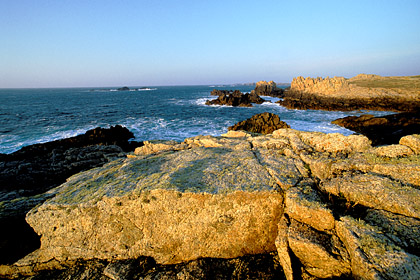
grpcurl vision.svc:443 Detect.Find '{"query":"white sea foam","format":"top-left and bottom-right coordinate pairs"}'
top-left (261, 96), bottom-right (281, 103)
top-left (134, 88), bottom-right (157, 91)
top-left (0, 126), bottom-right (99, 154)
top-left (194, 97), bottom-right (214, 106)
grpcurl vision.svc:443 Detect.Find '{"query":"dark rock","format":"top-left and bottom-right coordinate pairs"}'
top-left (252, 81), bottom-right (284, 97)
top-left (0, 125), bottom-right (141, 194)
top-left (332, 112), bottom-right (420, 146)
top-left (5, 254), bottom-right (285, 280)
top-left (210, 89), bottom-right (242, 97)
top-left (117, 86), bottom-right (130, 91)
top-left (206, 90), bottom-right (265, 107)
top-left (228, 113), bottom-right (290, 134)
top-left (248, 91), bottom-right (266, 104)
top-left (278, 89), bottom-right (420, 112)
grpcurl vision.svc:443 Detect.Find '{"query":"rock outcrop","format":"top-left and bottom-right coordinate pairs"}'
top-left (0, 125), bottom-right (140, 195)
top-left (0, 125), bottom-right (142, 265)
top-left (251, 81), bottom-right (284, 97)
top-left (205, 90), bottom-right (265, 107)
top-left (210, 89), bottom-right (241, 96)
top-left (2, 123), bottom-right (420, 279)
top-left (228, 112), bottom-right (290, 134)
top-left (278, 75), bottom-right (420, 112)
top-left (117, 86), bottom-right (130, 91)
top-left (332, 112), bottom-right (420, 146)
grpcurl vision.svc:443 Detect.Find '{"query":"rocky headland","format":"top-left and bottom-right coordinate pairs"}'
top-left (278, 74), bottom-right (420, 112)
top-left (1, 117), bottom-right (420, 279)
top-left (205, 89), bottom-right (265, 107)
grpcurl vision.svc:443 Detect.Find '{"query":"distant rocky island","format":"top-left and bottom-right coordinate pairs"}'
top-left (89, 87), bottom-right (156, 92)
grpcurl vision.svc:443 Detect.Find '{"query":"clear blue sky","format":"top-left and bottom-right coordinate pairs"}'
top-left (1, 0), bottom-right (420, 87)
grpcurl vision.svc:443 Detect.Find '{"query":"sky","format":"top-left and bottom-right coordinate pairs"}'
top-left (1, 0), bottom-right (420, 88)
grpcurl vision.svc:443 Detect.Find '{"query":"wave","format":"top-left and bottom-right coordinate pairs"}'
top-left (134, 88), bottom-right (157, 91)
top-left (90, 88), bottom-right (157, 93)
top-left (194, 97), bottom-right (216, 106)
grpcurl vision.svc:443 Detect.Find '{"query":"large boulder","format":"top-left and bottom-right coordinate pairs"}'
top-left (228, 113), bottom-right (290, 134)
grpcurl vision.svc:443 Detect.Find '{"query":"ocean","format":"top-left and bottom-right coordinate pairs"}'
top-left (0, 85), bottom-right (391, 154)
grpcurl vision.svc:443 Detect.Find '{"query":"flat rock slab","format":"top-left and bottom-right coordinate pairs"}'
top-left (322, 174), bottom-right (420, 219)
top-left (336, 216), bottom-right (420, 280)
top-left (23, 146), bottom-right (283, 265)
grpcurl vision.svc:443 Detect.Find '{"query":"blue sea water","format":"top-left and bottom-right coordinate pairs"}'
top-left (0, 85), bottom-right (391, 154)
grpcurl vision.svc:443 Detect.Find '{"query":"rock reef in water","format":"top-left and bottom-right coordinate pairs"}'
top-left (2, 125), bottom-right (420, 279)
top-left (332, 112), bottom-right (420, 146)
top-left (228, 112), bottom-right (290, 134)
top-left (251, 80), bottom-right (284, 97)
top-left (279, 74), bottom-right (420, 112)
top-left (205, 90), bottom-right (265, 107)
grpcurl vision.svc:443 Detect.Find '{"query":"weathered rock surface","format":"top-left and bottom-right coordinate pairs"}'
top-left (278, 74), bottom-right (420, 112)
top-left (21, 146), bottom-right (283, 266)
top-left (1, 123), bottom-right (420, 279)
top-left (205, 90), bottom-right (265, 107)
top-left (228, 112), bottom-right (290, 134)
top-left (332, 112), bottom-right (420, 146)
top-left (251, 81), bottom-right (284, 97)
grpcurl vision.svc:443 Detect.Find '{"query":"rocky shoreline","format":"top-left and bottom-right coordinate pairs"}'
top-left (1, 116), bottom-right (419, 279)
top-left (0, 126), bottom-right (142, 265)
top-left (332, 112), bottom-right (420, 146)
top-left (277, 75), bottom-right (420, 112)
top-left (205, 75), bottom-right (420, 112)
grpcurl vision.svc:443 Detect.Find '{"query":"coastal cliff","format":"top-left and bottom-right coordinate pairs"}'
top-left (1, 126), bottom-right (420, 279)
top-left (279, 74), bottom-right (420, 112)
